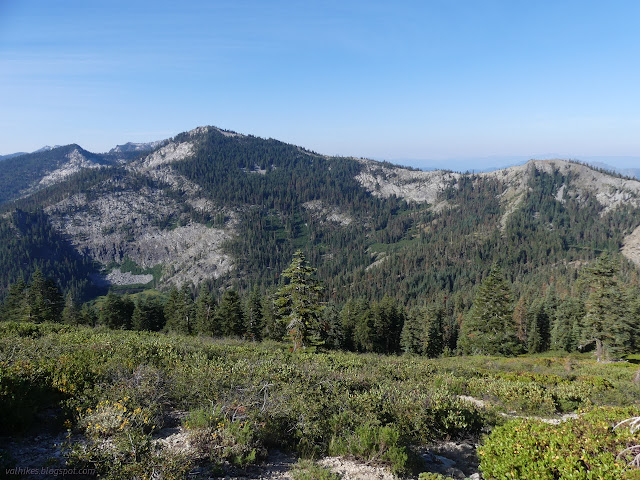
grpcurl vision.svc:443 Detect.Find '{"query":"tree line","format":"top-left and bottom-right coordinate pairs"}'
top-left (2, 250), bottom-right (638, 361)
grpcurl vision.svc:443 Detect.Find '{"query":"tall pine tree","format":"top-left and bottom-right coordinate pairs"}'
top-left (458, 265), bottom-right (519, 356)
top-left (274, 250), bottom-right (324, 351)
top-left (580, 253), bottom-right (633, 361)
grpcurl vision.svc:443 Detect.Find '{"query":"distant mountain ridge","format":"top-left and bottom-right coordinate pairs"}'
top-left (108, 140), bottom-right (167, 154)
top-left (1, 125), bottom-right (640, 306)
top-left (0, 140), bottom-right (166, 204)
top-left (0, 144), bottom-right (112, 204)
top-left (587, 161), bottom-right (640, 180)
top-left (0, 152), bottom-right (28, 161)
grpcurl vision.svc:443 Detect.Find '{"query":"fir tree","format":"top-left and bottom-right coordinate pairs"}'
top-left (581, 253), bottom-right (633, 361)
top-left (321, 302), bottom-right (344, 350)
top-left (81, 303), bottom-right (97, 327)
top-left (1, 279), bottom-right (27, 321)
top-left (458, 265), bottom-right (519, 356)
top-left (443, 313), bottom-right (460, 356)
top-left (513, 295), bottom-right (528, 344)
top-left (24, 269), bottom-right (63, 323)
top-left (218, 290), bottom-right (245, 337)
top-left (354, 307), bottom-right (375, 352)
top-left (340, 299), bottom-right (366, 351)
top-left (551, 297), bottom-right (584, 352)
top-left (401, 307), bottom-right (424, 354)
top-left (372, 296), bottom-right (404, 354)
top-left (132, 297), bottom-right (165, 331)
top-left (195, 290), bottom-right (217, 336)
top-left (164, 285), bottom-right (195, 334)
top-left (100, 291), bottom-right (134, 329)
top-left (424, 305), bottom-right (445, 358)
top-left (527, 300), bottom-right (551, 354)
top-left (61, 292), bottom-right (82, 325)
top-left (274, 250), bottom-right (324, 351)
top-left (244, 287), bottom-right (264, 340)
top-left (262, 289), bottom-right (284, 341)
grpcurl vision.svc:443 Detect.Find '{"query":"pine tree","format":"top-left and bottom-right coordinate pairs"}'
top-left (458, 265), bottom-right (519, 355)
top-left (218, 290), bottom-right (245, 337)
top-left (1, 279), bottom-right (28, 321)
top-left (61, 292), bottom-right (82, 325)
top-left (274, 250), bottom-right (324, 351)
top-left (195, 291), bottom-right (218, 336)
top-left (581, 253), bottom-right (633, 361)
top-left (401, 307), bottom-right (424, 354)
top-left (424, 305), bottom-right (445, 358)
top-left (245, 287), bottom-right (264, 340)
top-left (100, 291), bottom-right (134, 329)
top-left (132, 297), bottom-right (165, 331)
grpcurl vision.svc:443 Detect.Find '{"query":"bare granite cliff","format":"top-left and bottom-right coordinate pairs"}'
top-left (18, 124), bottom-right (640, 291)
top-left (354, 158), bottom-right (640, 265)
top-left (45, 128), bottom-right (237, 288)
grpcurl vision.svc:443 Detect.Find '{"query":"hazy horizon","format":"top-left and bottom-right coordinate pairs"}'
top-left (3, 131), bottom-right (640, 175)
top-left (2, 1), bottom-right (640, 171)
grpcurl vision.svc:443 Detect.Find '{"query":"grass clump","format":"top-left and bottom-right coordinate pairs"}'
top-left (328, 421), bottom-right (410, 475)
top-left (290, 459), bottom-right (341, 480)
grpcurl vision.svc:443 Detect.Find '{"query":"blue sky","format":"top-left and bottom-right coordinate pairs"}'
top-left (1, 0), bottom-right (640, 170)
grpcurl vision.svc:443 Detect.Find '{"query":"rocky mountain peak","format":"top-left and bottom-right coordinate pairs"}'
top-left (109, 140), bottom-right (165, 154)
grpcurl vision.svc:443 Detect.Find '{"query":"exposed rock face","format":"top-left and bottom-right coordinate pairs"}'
top-left (356, 158), bottom-right (640, 214)
top-left (44, 134), bottom-right (236, 288)
top-left (303, 200), bottom-right (353, 226)
top-left (478, 159), bottom-right (640, 231)
top-left (136, 223), bottom-right (234, 286)
top-left (39, 149), bottom-right (103, 186)
top-left (481, 159), bottom-right (640, 215)
top-left (109, 140), bottom-right (165, 154)
top-left (355, 159), bottom-right (460, 204)
top-left (139, 141), bottom-right (195, 169)
top-left (106, 268), bottom-right (154, 286)
top-left (622, 224), bottom-right (640, 267)
top-left (354, 158), bottom-right (640, 262)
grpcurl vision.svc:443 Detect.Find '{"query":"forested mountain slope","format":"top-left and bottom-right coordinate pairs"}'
top-left (1, 125), bottom-right (639, 306)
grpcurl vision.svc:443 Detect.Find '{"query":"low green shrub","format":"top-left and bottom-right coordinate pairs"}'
top-left (185, 403), bottom-right (267, 466)
top-left (328, 421), bottom-right (409, 475)
top-left (290, 459), bottom-right (341, 480)
top-left (67, 440), bottom-right (193, 480)
top-left (68, 395), bottom-right (190, 479)
top-left (468, 377), bottom-right (557, 414)
top-left (3, 323), bottom-right (640, 477)
top-left (418, 473), bottom-right (449, 480)
top-left (478, 407), bottom-right (640, 479)
top-left (79, 397), bottom-right (158, 437)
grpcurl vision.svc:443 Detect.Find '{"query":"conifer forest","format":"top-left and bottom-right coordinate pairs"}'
top-left (2, 127), bottom-right (640, 479)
